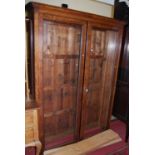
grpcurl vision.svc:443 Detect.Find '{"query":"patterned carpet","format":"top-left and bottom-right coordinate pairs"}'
top-left (108, 146), bottom-right (128, 155)
top-left (88, 143), bottom-right (128, 155)
top-left (88, 120), bottom-right (129, 155)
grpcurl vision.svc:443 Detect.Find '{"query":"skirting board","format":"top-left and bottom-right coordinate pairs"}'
top-left (44, 129), bottom-right (122, 155)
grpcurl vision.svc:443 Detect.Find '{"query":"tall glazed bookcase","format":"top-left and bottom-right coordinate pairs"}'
top-left (25, 2), bottom-right (124, 152)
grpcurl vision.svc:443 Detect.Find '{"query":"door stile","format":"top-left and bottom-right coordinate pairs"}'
top-left (80, 23), bottom-right (92, 139)
top-left (74, 23), bottom-right (87, 141)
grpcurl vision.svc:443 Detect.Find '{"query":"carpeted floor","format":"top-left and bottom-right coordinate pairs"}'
top-left (88, 120), bottom-right (129, 155)
top-left (25, 120), bottom-right (129, 155)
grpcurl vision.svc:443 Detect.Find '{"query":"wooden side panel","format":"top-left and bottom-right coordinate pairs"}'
top-left (113, 27), bottom-right (129, 122)
top-left (42, 19), bottom-right (84, 148)
top-left (101, 31), bottom-right (118, 128)
top-left (81, 24), bottom-right (119, 138)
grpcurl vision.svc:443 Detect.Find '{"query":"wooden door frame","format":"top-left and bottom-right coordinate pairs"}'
top-left (80, 22), bottom-right (123, 139)
top-left (36, 12), bottom-right (87, 150)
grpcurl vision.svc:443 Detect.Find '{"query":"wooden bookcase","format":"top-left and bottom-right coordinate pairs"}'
top-left (25, 2), bottom-right (124, 152)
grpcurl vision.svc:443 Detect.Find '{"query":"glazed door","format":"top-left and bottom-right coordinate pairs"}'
top-left (81, 23), bottom-right (120, 138)
top-left (40, 14), bottom-right (86, 149)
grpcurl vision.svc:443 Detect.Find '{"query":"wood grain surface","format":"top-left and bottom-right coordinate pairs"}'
top-left (25, 2), bottom-right (124, 152)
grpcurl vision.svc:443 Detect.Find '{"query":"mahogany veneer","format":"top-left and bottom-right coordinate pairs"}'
top-left (26, 2), bottom-right (124, 153)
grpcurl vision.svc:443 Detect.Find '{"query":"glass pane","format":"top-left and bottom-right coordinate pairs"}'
top-left (84, 28), bottom-right (117, 137)
top-left (85, 29), bottom-right (106, 132)
top-left (42, 20), bottom-right (82, 148)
